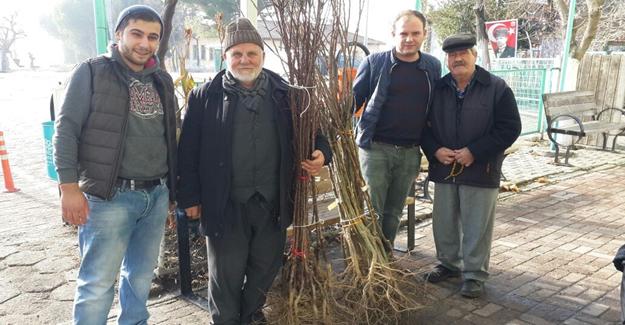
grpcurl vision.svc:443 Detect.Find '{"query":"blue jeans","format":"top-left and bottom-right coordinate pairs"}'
top-left (73, 183), bottom-right (169, 325)
top-left (359, 143), bottom-right (421, 244)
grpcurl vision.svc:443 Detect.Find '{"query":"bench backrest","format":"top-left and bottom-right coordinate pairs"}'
top-left (542, 91), bottom-right (597, 118)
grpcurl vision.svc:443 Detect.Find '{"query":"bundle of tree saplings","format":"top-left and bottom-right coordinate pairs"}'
top-left (262, 0), bottom-right (335, 323)
top-left (314, 1), bottom-right (423, 323)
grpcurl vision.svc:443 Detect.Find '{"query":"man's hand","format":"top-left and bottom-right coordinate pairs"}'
top-left (185, 205), bottom-right (201, 219)
top-left (301, 150), bottom-right (325, 176)
top-left (60, 183), bottom-right (89, 225)
top-left (435, 147), bottom-right (456, 165)
top-left (454, 147), bottom-right (475, 167)
top-left (167, 202), bottom-right (176, 229)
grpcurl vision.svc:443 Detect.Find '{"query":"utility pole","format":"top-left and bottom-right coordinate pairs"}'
top-left (559, 0), bottom-right (577, 91)
top-left (241, 0), bottom-right (258, 27)
top-left (93, 0), bottom-right (109, 55)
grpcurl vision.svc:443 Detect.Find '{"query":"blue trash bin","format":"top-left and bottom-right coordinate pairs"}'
top-left (42, 121), bottom-right (58, 181)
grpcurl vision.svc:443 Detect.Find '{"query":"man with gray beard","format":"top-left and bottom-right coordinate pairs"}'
top-left (176, 18), bottom-right (332, 324)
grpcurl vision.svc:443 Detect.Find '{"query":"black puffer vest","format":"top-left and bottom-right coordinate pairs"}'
top-left (78, 56), bottom-right (177, 200)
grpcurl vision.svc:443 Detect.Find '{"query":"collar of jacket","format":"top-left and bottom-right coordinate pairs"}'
top-left (207, 68), bottom-right (289, 96)
top-left (442, 65), bottom-right (491, 90)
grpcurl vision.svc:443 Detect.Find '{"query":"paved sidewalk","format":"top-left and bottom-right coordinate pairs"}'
top-left (3, 146), bottom-right (625, 324)
top-left (2, 71), bottom-right (625, 324)
top-left (405, 164), bottom-right (625, 324)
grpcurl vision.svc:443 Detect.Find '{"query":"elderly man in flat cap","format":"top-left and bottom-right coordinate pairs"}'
top-left (54, 4), bottom-right (177, 324)
top-left (421, 33), bottom-right (521, 298)
top-left (176, 17), bottom-right (332, 324)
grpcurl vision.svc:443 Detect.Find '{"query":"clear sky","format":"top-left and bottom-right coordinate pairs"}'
top-left (356, 0), bottom-right (425, 45)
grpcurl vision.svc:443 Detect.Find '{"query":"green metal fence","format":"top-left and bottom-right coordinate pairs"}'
top-left (491, 68), bottom-right (547, 135)
top-left (490, 58), bottom-right (556, 70)
top-left (491, 58), bottom-right (559, 94)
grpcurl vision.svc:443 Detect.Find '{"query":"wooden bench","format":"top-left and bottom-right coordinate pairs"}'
top-left (542, 90), bottom-right (625, 164)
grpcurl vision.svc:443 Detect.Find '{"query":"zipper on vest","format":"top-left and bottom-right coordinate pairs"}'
top-left (106, 101), bottom-right (130, 199)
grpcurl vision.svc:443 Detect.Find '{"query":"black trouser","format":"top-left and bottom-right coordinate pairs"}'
top-left (206, 194), bottom-right (286, 325)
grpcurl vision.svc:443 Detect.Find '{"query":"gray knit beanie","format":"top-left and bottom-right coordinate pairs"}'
top-left (224, 18), bottom-right (264, 52)
top-left (114, 5), bottom-right (163, 39)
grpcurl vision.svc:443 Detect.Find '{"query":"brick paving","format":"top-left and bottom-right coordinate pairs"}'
top-left (401, 164), bottom-right (625, 324)
top-left (2, 70), bottom-right (625, 324)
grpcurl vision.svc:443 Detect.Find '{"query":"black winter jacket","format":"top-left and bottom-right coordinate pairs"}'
top-left (176, 69), bottom-right (332, 238)
top-left (421, 66), bottom-right (522, 188)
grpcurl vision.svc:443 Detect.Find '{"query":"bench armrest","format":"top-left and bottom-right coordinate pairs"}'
top-left (547, 113), bottom-right (585, 146)
top-left (596, 107), bottom-right (625, 120)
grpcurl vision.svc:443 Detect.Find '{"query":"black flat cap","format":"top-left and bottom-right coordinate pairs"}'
top-left (442, 33), bottom-right (476, 53)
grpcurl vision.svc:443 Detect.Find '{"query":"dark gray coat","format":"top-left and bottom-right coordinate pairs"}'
top-left (421, 66), bottom-right (521, 188)
top-left (176, 69), bottom-right (332, 238)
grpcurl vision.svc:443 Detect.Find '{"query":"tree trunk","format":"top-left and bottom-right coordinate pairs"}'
top-left (422, 0), bottom-right (432, 53)
top-left (554, 0), bottom-right (569, 25)
top-left (474, 0), bottom-right (490, 70)
top-left (572, 0), bottom-right (605, 60)
top-left (0, 50), bottom-right (9, 73)
top-left (555, 0), bottom-right (605, 61)
top-left (157, 0), bottom-right (179, 71)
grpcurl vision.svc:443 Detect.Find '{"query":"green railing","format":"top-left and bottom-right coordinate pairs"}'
top-left (491, 68), bottom-right (547, 135)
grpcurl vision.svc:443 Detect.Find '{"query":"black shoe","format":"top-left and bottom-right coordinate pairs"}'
top-left (460, 279), bottom-right (484, 298)
top-left (423, 264), bottom-right (460, 283)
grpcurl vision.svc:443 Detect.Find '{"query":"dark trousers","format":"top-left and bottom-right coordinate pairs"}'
top-left (206, 194), bottom-right (286, 325)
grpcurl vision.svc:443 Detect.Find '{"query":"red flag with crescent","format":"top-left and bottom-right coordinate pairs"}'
top-left (485, 19), bottom-right (518, 59)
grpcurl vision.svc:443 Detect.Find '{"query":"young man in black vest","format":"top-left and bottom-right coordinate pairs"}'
top-left (53, 5), bottom-right (177, 324)
top-left (176, 18), bottom-right (332, 324)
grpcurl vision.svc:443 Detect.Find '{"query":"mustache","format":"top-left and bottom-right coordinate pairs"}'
top-left (452, 61), bottom-right (466, 67)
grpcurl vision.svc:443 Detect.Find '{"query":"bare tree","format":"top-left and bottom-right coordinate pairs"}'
top-left (0, 12), bottom-right (26, 72)
top-left (555, 0), bottom-right (606, 60)
top-left (433, 0), bottom-right (618, 59)
top-left (474, 0), bottom-right (491, 69)
top-left (157, 0), bottom-right (179, 71)
top-left (589, 1), bottom-right (625, 52)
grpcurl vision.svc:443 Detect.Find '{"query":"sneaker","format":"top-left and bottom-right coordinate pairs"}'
top-left (423, 264), bottom-right (460, 283)
top-left (460, 279), bottom-right (484, 298)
